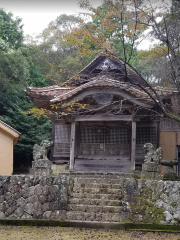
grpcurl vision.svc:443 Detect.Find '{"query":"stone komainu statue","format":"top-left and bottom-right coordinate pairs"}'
top-left (144, 143), bottom-right (163, 164)
top-left (33, 140), bottom-right (51, 161)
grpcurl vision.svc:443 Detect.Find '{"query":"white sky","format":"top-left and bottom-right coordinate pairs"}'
top-left (1, 0), bottom-right (103, 36)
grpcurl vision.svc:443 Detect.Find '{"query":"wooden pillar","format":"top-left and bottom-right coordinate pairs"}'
top-left (70, 122), bottom-right (76, 170)
top-left (131, 120), bottom-right (136, 170)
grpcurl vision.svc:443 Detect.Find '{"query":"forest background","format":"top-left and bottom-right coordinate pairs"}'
top-left (0, 0), bottom-right (179, 171)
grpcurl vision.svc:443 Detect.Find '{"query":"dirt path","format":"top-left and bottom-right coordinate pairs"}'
top-left (0, 226), bottom-right (180, 240)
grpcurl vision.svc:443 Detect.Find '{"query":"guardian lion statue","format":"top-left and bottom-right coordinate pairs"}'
top-left (144, 143), bottom-right (163, 164)
top-left (33, 140), bottom-right (51, 161)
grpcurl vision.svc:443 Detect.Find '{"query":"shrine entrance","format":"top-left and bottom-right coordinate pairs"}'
top-left (78, 122), bottom-right (131, 160)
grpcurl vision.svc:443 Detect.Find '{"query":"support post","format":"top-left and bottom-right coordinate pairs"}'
top-left (131, 120), bottom-right (136, 170)
top-left (70, 122), bottom-right (76, 170)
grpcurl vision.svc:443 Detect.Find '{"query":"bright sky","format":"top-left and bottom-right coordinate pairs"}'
top-left (1, 0), bottom-right (103, 36)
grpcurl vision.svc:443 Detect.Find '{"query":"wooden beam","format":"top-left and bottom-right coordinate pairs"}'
top-left (131, 120), bottom-right (136, 170)
top-left (75, 115), bottom-right (132, 122)
top-left (57, 88), bottom-right (153, 109)
top-left (70, 122), bottom-right (76, 170)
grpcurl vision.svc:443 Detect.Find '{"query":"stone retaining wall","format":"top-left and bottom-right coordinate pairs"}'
top-left (1, 175), bottom-right (180, 225)
top-left (0, 175), bottom-right (72, 220)
top-left (122, 179), bottom-right (180, 224)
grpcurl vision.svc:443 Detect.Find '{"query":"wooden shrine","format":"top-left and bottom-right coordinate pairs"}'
top-left (25, 46), bottom-right (180, 172)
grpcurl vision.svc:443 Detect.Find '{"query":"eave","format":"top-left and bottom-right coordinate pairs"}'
top-left (0, 120), bottom-right (21, 145)
top-left (51, 78), bottom-right (154, 109)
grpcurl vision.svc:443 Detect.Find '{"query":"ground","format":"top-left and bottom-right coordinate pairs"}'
top-left (0, 226), bottom-right (180, 240)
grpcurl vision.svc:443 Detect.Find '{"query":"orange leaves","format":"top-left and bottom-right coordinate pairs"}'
top-left (23, 108), bottom-right (52, 119)
top-left (62, 0), bottom-right (147, 60)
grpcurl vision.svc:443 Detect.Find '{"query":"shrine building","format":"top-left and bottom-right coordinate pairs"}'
top-left (25, 46), bottom-right (180, 173)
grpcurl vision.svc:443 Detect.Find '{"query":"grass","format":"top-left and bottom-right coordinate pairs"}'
top-left (0, 226), bottom-right (180, 240)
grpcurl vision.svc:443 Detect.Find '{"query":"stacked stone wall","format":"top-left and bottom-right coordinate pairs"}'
top-left (0, 175), bottom-right (71, 220)
top-left (122, 179), bottom-right (180, 225)
top-left (1, 175), bottom-right (180, 225)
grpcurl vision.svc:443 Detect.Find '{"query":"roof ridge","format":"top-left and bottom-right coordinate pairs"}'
top-left (51, 78), bottom-right (150, 104)
top-left (0, 120), bottom-right (21, 135)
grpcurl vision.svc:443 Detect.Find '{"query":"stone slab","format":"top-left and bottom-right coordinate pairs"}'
top-left (32, 159), bottom-right (52, 168)
top-left (141, 171), bottom-right (163, 180)
top-left (163, 165), bottom-right (177, 179)
top-left (142, 162), bottom-right (161, 172)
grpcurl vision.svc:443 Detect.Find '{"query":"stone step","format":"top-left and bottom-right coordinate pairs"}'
top-left (74, 177), bottom-right (123, 185)
top-left (66, 211), bottom-right (121, 222)
top-left (68, 172), bottom-right (139, 178)
top-left (69, 198), bottom-right (121, 206)
top-left (73, 183), bottom-right (122, 189)
top-left (71, 193), bottom-right (122, 200)
top-left (67, 204), bottom-right (122, 213)
top-left (72, 187), bottom-right (121, 195)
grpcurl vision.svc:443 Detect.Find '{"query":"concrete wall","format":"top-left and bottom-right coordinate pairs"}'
top-left (0, 130), bottom-right (14, 175)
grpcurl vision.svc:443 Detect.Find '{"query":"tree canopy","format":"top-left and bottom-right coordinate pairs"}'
top-left (0, 8), bottom-right (51, 171)
top-left (0, 9), bottom-right (23, 49)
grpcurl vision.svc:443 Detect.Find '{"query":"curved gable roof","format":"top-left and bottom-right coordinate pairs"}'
top-left (51, 78), bottom-right (153, 108)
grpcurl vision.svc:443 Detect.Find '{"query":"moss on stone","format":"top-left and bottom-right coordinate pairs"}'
top-left (126, 184), bottom-right (166, 224)
top-left (171, 202), bottom-right (178, 207)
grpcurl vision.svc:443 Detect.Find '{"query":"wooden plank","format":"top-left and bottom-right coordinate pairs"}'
top-left (131, 121), bottom-right (136, 170)
top-left (70, 122), bottom-right (76, 170)
top-left (50, 115), bottom-right (55, 162)
top-left (75, 115), bottom-right (132, 122)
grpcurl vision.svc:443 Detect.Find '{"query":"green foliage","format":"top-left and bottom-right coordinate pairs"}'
top-left (0, 8), bottom-right (23, 49)
top-left (0, 9), bottom-right (51, 170)
top-left (127, 187), bottom-right (166, 224)
top-left (27, 14), bottom-right (91, 84)
top-left (28, 64), bottom-right (48, 87)
top-left (0, 89), bottom-right (51, 170)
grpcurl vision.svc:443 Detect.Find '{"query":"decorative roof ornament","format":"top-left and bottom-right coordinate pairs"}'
top-left (105, 41), bottom-right (115, 53)
top-left (93, 93), bottom-right (113, 105)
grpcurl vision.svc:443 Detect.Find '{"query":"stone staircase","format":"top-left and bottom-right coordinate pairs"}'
top-left (67, 174), bottom-right (123, 222)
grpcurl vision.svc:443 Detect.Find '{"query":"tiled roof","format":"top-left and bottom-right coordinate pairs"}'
top-left (25, 85), bottom-right (73, 109)
top-left (60, 47), bottom-right (149, 88)
top-left (51, 78), bottom-right (153, 105)
top-left (25, 85), bottom-right (73, 97)
top-left (154, 86), bottom-right (179, 97)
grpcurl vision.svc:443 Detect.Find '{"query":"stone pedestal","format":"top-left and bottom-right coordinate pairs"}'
top-left (141, 162), bottom-right (163, 180)
top-left (161, 160), bottom-right (178, 179)
top-left (32, 159), bottom-right (52, 177)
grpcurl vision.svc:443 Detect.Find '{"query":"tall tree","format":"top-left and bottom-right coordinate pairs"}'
top-left (0, 8), bottom-right (23, 49)
top-left (63, 0), bottom-right (146, 66)
top-left (27, 14), bottom-right (90, 84)
top-left (133, 0), bottom-right (180, 89)
top-left (0, 9), bottom-right (51, 171)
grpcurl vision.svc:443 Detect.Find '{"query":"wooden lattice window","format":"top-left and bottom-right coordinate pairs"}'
top-left (136, 126), bottom-right (156, 145)
top-left (55, 125), bottom-right (71, 143)
top-left (53, 123), bottom-right (71, 158)
top-left (80, 127), bottom-right (104, 143)
top-left (80, 126), bottom-right (129, 144)
top-left (106, 127), bottom-right (129, 144)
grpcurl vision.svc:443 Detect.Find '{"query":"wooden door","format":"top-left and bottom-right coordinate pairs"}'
top-left (79, 124), bottom-right (130, 160)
